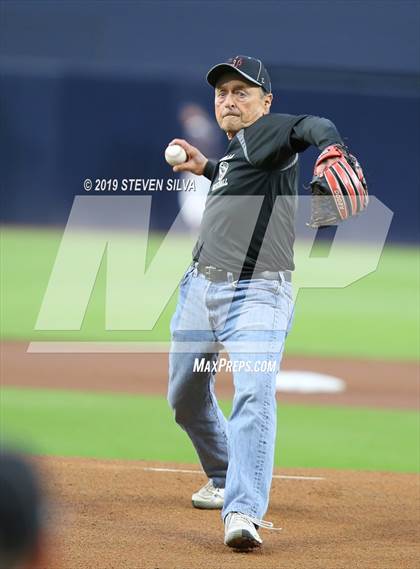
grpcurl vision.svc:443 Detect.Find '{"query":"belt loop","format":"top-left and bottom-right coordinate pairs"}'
top-left (227, 271), bottom-right (233, 284)
top-left (278, 271), bottom-right (285, 285)
top-left (193, 261), bottom-right (198, 277)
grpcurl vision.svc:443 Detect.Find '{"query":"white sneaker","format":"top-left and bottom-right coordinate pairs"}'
top-left (224, 512), bottom-right (280, 550)
top-left (192, 480), bottom-right (224, 510)
top-left (224, 512), bottom-right (263, 550)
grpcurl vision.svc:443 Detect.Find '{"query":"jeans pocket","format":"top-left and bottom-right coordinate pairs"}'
top-left (281, 281), bottom-right (294, 303)
top-left (179, 265), bottom-right (194, 286)
top-left (236, 278), bottom-right (281, 295)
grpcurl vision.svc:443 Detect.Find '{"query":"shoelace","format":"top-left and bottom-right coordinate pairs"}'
top-left (234, 512), bottom-right (282, 531)
top-left (204, 480), bottom-right (223, 495)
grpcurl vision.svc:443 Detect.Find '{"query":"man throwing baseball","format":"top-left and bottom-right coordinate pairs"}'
top-left (167, 55), bottom-right (367, 551)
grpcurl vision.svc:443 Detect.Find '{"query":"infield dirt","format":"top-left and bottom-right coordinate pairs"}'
top-left (2, 341), bottom-right (418, 409)
top-left (37, 456), bottom-right (419, 569)
top-left (2, 341), bottom-right (419, 568)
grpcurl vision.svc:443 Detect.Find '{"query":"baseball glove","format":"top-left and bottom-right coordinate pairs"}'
top-left (308, 144), bottom-right (368, 228)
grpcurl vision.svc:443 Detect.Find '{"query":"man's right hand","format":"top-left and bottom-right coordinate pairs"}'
top-left (167, 138), bottom-right (208, 175)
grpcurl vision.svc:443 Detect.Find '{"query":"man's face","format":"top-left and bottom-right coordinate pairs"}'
top-left (214, 73), bottom-right (273, 137)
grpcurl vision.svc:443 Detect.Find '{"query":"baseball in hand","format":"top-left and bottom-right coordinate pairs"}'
top-left (165, 144), bottom-right (187, 166)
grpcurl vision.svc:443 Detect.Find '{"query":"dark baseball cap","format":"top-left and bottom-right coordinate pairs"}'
top-left (207, 55), bottom-right (272, 93)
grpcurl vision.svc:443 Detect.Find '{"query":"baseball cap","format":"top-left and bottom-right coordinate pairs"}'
top-left (206, 55), bottom-right (272, 93)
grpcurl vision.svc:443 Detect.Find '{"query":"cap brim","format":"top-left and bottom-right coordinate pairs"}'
top-left (206, 63), bottom-right (263, 90)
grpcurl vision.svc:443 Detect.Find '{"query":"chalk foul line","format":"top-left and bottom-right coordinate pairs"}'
top-left (142, 466), bottom-right (325, 481)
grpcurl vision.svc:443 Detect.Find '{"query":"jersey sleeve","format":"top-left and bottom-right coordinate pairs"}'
top-left (203, 159), bottom-right (217, 180)
top-left (243, 113), bottom-right (307, 169)
top-left (290, 115), bottom-right (343, 152)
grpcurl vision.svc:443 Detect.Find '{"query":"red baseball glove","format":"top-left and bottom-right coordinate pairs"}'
top-left (308, 144), bottom-right (369, 228)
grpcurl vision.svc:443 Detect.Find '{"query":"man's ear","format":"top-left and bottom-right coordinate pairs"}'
top-left (264, 93), bottom-right (273, 114)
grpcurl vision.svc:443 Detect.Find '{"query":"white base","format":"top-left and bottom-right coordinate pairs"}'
top-left (276, 370), bottom-right (346, 393)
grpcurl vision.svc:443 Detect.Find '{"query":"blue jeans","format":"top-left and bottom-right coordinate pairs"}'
top-left (167, 264), bottom-right (294, 521)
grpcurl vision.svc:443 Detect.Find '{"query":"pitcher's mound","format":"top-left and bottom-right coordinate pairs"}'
top-left (37, 456), bottom-right (418, 569)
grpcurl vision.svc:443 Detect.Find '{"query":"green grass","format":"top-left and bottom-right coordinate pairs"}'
top-left (1, 226), bottom-right (419, 360)
top-left (0, 227), bottom-right (185, 344)
top-left (290, 254), bottom-right (419, 360)
top-left (1, 387), bottom-right (418, 473)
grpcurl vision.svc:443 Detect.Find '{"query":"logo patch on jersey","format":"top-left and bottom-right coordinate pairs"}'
top-left (219, 161), bottom-right (229, 179)
top-left (211, 161), bottom-right (229, 191)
